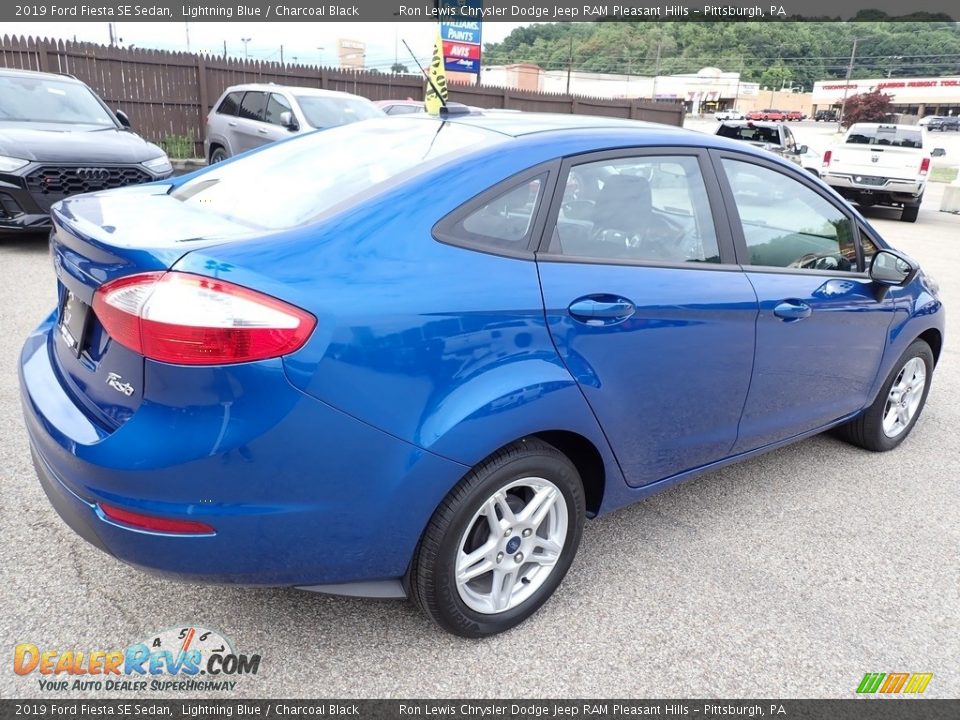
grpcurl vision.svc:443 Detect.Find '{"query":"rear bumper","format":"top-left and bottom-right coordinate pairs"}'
top-left (20, 315), bottom-right (469, 587)
top-left (824, 174), bottom-right (925, 206)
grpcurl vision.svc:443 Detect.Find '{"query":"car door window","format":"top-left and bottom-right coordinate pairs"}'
top-left (547, 155), bottom-right (720, 264)
top-left (265, 93), bottom-right (292, 125)
top-left (238, 92), bottom-right (268, 122)
top-left (783, 127), bottom-right (797, 153)
top-left (722, 158), bottom-right (858, 272)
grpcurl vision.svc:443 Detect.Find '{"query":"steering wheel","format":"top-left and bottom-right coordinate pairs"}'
top-left (790, 252), bottom-right (845, 271)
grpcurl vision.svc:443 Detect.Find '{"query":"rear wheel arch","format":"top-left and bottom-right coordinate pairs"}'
top-left (531, 430), bottom-right (605, 517)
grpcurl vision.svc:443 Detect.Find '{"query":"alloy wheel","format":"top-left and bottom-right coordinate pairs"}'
top-left (455, 477), bottom-right (568, 614)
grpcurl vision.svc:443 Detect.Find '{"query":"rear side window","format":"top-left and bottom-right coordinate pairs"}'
top-left (451, 176), bottom-right (546, 251)
top-left (238, 92), bottom-right (267, 122)
top-left (216, 92), bottom-right (241, 116)
top-left (846, 125), bottom-right (922, 149)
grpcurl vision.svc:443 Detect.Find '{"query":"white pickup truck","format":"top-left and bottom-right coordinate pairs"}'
top-left (821, 123), bottom-right (943, 223)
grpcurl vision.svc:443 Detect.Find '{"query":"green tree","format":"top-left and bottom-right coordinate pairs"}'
top-left (390, 63), bottom-right (410, 74)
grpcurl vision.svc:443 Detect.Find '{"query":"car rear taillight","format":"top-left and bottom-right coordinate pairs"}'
top-left (92, 271), bottom-right (316, 365)
top-left (919, 157), bottom-right (930, 176)
top-left (822, 150), bottom-right (832, 168)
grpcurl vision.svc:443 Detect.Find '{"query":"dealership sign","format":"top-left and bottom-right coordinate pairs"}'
top-left (440, 0), bottom-right (483, 74)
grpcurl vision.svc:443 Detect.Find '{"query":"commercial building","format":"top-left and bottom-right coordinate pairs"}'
top-left (811, 77), bottom-right (960, 117)
top-left (479, 64), bottom-right (813, 116)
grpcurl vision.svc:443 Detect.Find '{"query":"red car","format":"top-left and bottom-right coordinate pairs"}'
top-left (786, 110), bottom-right (805, 122)
top-left (761, 109), bottom-right (785, 121)
top-left (745, 110), bottom-right (766, 121)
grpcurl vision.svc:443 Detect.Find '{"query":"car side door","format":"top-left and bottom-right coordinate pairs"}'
top-left (232, 91), bottom-right (270, 153)
top-left (711, 150), bottom-right (898, 453)
top-left (536, 148), bottom-right (759, 487)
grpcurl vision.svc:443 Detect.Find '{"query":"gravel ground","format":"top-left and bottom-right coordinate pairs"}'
top-left (0, 176), bottom-right (957, 700)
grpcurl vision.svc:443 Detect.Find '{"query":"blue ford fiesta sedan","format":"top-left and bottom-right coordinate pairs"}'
top-left (20, 111), bottom-right (944, 637)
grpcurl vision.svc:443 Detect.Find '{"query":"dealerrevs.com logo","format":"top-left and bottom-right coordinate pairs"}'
top-left (13, 626), bottom-right (261, 693)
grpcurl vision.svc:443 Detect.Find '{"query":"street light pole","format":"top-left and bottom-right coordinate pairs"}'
top-left (241, 37), bottom-right (252, 61)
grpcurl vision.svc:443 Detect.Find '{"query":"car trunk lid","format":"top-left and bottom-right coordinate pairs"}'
top-left (49, 184), bottom-right (259, 430)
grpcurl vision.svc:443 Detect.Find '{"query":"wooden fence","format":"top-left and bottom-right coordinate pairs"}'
top-left (1, 35), bottom-right (685, 158)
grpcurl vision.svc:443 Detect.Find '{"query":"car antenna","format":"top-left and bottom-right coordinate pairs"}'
top-left (401, 38), bottom-right (447, 110)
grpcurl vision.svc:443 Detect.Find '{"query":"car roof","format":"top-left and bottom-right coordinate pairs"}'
top-left (222, 83), bottom-right (365, 100)
top-left (416, 110), bottom-right (689, 138)
top-left (848, 122), bottom-right (921, 131)
top-left (0, 67), bottom-right (83, 84)
top-left (718, 120), bottom-right (782, 128)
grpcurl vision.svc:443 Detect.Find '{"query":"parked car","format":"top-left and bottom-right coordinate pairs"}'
top-left (374, 99), bottom-right (425, 116)
top-left (713, 109), bottom-right (744, 121)
top-left (785, 110), bottom-right (805, 122)
top-left (22, 112), bottom-right (943, 638)
top-left (815, 109), bottom-right (838, 122)
top-left (821, 123), bottom-right (940, 222)
top-left (925, 116), bottom-right (959, 131)
top-left (761, 109), bottom-right (785, 121)
top-left (745, 109), bottom-right (766, 121)
top-left (715, 120), bottom-right (820, 175)
top-left (0, 67), bottom-right (172, 238)
top-left (204, 84), bottom-right (383, 163)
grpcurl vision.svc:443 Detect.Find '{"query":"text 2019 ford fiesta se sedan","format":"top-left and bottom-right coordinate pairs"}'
top-left (20, 112), bottom-right (944, 637)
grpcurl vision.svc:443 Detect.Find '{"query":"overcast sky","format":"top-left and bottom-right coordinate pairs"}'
top-left (3, 21), bottom-right (529, 69)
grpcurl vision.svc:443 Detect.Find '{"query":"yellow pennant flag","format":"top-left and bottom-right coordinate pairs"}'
top-left (424, 28), bottom-right (449, 115)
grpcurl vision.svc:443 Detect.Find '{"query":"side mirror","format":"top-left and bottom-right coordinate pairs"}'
top-left (115, 110), bottom-right (131, 128)
top-left (279, 111), bottom-right (299, 131)
top-left (870, 249), bottom-right (917, 286)
top-left (931, 148), bottom-right (946, 158)
top-left (797, 144), bottom-right (809, 155)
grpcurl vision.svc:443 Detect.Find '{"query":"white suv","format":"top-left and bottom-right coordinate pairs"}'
top-left (821, 123), bottom-right (940, 223)
top-left (204, 84), bottom-right (383, 163)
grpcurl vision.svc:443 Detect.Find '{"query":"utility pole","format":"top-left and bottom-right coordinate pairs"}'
top-left (565, 36), bottom-right (574, 95)
top-left (651, 39), bottom-right (662, 102)
top-left (838, 37), bottom-right (859, 130)
top-left (107, 23), bottom-right (116, 47)
top-left (280, 45), bottom-right (284, 66)
top-left (223, 40), bottom-right (227, 59)
top-left (732, 55), bottom-right (743, 111)
top-left (185, 22), bottom-right (191, 53)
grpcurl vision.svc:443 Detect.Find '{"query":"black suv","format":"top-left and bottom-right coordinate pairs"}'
top-left (814, 109), bottom-right (838, 122)
top-left (0, 68), bottom-right (172, 237)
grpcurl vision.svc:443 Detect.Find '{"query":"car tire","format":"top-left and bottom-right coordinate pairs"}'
top-left (210, 147), bottom-right (229, 164)
top-left (834, 339), bottom-right (934, 452)
top-left (900, 205), bottom-right (920, 223)
top-left (409, 438), bottom-right (585, 638)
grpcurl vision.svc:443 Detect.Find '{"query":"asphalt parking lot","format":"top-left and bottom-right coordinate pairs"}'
top-left (1, 140), bottom-right (958, 700)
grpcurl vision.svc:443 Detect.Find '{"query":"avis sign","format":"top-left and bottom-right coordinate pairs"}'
top-left (440, 0), bottom-right (483, 74)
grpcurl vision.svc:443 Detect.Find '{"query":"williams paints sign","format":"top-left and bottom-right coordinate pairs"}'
top-left (440, 1), bottom-right (482, 74)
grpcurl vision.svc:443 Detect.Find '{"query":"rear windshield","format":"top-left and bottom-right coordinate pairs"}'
top-left (171, 119), bottom-right (497, 229)
top-left (846, 126), bottom-right (922, 149)
top-left (717, 124), bottom-right (780, 145)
